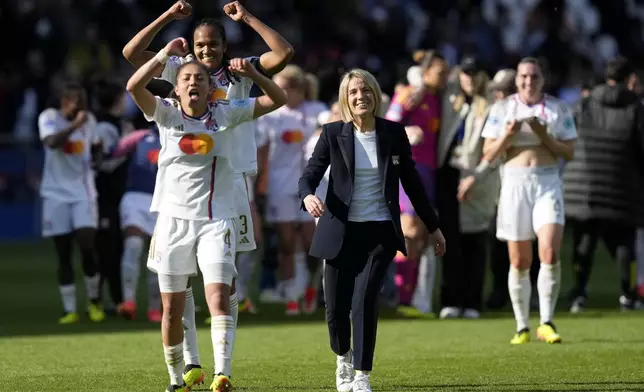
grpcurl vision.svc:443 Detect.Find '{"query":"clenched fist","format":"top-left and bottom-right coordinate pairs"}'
top-left (166, 0), bottom-right (192, 20)
top-left (223, 1), bottom-right (250, 22)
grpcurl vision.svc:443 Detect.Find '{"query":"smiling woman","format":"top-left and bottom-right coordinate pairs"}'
top-left (298, 68), bottom-right (446, 392)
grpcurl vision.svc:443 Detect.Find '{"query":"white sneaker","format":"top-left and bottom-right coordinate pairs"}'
top-left (353, 373), bottom-right (372, 392)
top-left (462, 308), bottom-right (480, 319)
top-left (439, 306), bottom-right (461, 319)
top-left (570, 296), bottom-right (586, 314)
top-left (335, 350), bottom-right (354, 392)
top-left (259, 289), bottom-right (285, 304)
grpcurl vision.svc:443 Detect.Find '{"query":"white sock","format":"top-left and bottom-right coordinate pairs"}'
top-left (537, 262), bottom-right (561, 325)
top-left (284, 278), bottom-right (299, 301)
top-left (59, 284), bottom-right (76, 313)
top-left (412, 246), bottom-right (436, 312)
top-left (235, 251), bottom-right (255, 302)
top-left (295, 252), bottom-right (308, 297)
top-left (508, 266), bottom-right (531, 331)
top-left (163, 343), bottom-right (184, 386)
top-left (182, 287), bottom-right (200, 366)
top-left (121, 236), bottom-right (144, 302)
top-left (147, 272), bottom-right (161, 311)
top-left (229, 293), bottom-right (239, 359)
top-left (211, 315), bottom-right (235, 377)
top-left (84, 274), bottom-right (100, 301)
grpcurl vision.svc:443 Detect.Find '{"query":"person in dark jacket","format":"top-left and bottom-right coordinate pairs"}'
top-left (563, 57), bottom-right (644, 312)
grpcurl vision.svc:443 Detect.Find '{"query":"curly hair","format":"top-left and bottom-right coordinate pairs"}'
top-left (193, 18), bottom-right (241, 85)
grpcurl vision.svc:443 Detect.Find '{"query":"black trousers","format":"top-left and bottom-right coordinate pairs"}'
top-left (569, 218), bottom-right (636, 300)
top-left (436, 166), bottom-right (488, 310)
top-left (324, 221), bottom-right (397, 371)
top-left (96, 201), bottom-right (123, 305)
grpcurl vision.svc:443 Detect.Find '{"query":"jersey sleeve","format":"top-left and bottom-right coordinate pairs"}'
top-left (144, 97), bottom-right (180, 128)
top-left (217, 98), bottom-right (256, 130)
top-left (481, 101), bottom-right (506, 139)
top-left (38, 109), bottom-right (61, 140)
top-left (552, 104), bottom-right (578, 140)
top-left (160, 55), bottom-right (188, 85)
top-left (385, 89), bottom-right (412, 123)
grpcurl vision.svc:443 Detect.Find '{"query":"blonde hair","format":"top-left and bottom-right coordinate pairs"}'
top-left (274, 64), bottom-right (306, 88)
top-left (304, 73), bottom-right (319, 101)
top-left (337, 69), bottom-right (383, 123)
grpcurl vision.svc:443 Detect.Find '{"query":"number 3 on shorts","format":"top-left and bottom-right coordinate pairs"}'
top-left (239, 215), bottom-right (248, 235)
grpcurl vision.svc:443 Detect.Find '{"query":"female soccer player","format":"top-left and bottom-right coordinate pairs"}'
top-left (256, 65), bottom-right (321, 315)
top-left (481, 58), bottom-right (577, 344)
top-left (126, 37), bottom-right (286, 392)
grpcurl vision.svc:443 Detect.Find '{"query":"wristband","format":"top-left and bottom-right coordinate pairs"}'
top-left (473, 160), bottom-right (492, 181)
top-left (155, 49), bottom-right (170, 65)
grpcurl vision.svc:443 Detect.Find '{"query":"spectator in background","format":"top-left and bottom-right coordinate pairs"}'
top-left (385, 51), bottom-right (448, 315)
top-left (436, 56), bottom-right (493, 319)
top-left (564, 57), bottom-right (644, 312)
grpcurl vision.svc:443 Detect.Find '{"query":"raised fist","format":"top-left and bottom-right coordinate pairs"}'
top-left (223, 1), bottom-right (250, 22)
top-left (164, 38), bottom-right (190, 57)
top-left (167, 0), bottom-right (192, 20)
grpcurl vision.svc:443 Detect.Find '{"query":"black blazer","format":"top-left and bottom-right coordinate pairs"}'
top-left (298, 117), bottom-right (440, 260)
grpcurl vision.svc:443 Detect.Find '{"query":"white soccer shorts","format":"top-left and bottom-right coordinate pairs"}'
top-left (120, 191), bottom-right (158, 236)
top-left (41, 198), bottom-right (98, 237)
top-left (147, 213), bottom-right (237, 292)
top-left (234, 175), bottom-right (256, 252)
top-left (266, 193), bottom-right (314, 224)
top-left (496, 166), bottom-right (565, 241)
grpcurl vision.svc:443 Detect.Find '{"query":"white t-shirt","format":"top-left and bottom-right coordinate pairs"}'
top-left (39, 108), bottom-right (98, 202)
top-left (256, 102), bottom-right (319, 196)
top-left (160, 55), bottom-right (259, 174)
top-left (481, 93), bottom-right (578, 145)
top-left (146, 96), bottom-right (255, 221)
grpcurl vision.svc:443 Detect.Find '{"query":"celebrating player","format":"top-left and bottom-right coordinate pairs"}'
top-left (38, 83), bottom-right (105, 325)
top-left (126, 37), bottom-right (286, 392)
top-left (481, 58), bottom-right (577, 344)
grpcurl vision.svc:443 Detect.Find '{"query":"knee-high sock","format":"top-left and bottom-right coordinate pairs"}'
top-left (164, 343), bottom-right (184, 386)
top-left (121, 236), bottom-right (144, 303)
top-left (228, 293), bottom-right (239, 361)
top-left (508, 266), bottom-right (531, 331)
top-left (412, 246), bottom-right (436, 312)
top-left (59, 284), bottom-right (77, 313)
top-left (537, 262), bottom-right (561, 324)
top-left (211, 315), bottom-right (235, 377)
top-left (182, 287), bottom-right (200, 366)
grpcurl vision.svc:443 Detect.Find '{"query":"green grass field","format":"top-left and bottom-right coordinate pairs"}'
top-left (1, 239), bottom-right (643, 391)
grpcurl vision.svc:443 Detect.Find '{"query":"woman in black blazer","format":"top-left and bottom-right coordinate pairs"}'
top-left (298, 68), bottom-right (446, 392)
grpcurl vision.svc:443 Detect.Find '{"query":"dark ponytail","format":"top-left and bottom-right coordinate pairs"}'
top-left (193, 18), bottom-right (241, 85)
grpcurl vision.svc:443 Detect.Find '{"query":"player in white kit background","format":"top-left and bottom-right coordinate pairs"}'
top-left (38, 83), bottom-right (106, 325)
top-left (256, 65), bottom-right (322, 315)
top-left (481, 58), bottom-right (577, 345)
top-left (126, 34), bottom-right (286, 392)
top-left (123, 4), bottom-right (293, 384)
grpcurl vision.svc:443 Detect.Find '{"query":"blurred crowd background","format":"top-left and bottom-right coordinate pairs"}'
top-left (2, 0), bottom-right (644, 316)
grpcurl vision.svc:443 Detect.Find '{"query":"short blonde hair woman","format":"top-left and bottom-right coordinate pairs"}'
top-left (299, 68), bottom-right (445, 392)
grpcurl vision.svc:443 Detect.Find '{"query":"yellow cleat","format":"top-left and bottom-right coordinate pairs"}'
top-left (183, 365), bottom-right (206, 388)
top-left (59, 312), bottom-right (80, 325)
top-left (510, 329), bottom-right (531, 345)
top-left (88, 303), bottom-right (106, 323)
top-left (211, 374), bottom-right (232, 392)
top-left (536, 323), bottom-right (562, 344)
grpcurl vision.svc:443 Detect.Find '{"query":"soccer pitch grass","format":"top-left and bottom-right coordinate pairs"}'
top-left (1, 240), bottom-right (643, 391)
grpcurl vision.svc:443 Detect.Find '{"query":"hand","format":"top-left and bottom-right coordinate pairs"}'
top-left (457, 175), bottom-right (476, 202)
top-left (166, 0), bottom-right (192, 20)
top-left (228, 58), bottom-right (258, 77)
top-left (164, 38), bottom-right (189, 57)
top-left (503, 119), bottom-right (520, 138)
top-left (402, 86), bottom-right (425, 111)
top-left (527, 116), bottom-right (548, 138)
top-left (72, 111), bottom-right (88, 128)
top-left (223, 1), bottom-right (250, 22)
top-left (428, 229), bottom-right (446, 257)
top-left (304, 194), bottom-right (325, 218)
top-left (405, 125), bottom-right (424, 146)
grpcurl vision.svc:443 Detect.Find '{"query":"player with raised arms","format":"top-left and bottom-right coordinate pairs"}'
top-left (480, 57), bottom-right (577, 344)
top-left (123, 2), bottom-right (293, 385)
top-left (126, 36), bottom-right (286, 392)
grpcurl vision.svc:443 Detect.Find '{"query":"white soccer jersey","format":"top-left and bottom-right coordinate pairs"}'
top-left (481, 93), bottom-right (578, 145)
top-left (161, 55), bottom-right (258, 174)
top-left (256, 102), bottom-right (319, 196)
top-left (39, 109), bottom-right (98, 202)
top-left (146, 96), bottom-right (255, 221)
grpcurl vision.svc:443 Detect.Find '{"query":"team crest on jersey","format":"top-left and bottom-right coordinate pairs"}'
top-left (205, 117), bottom-right (218, 131)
